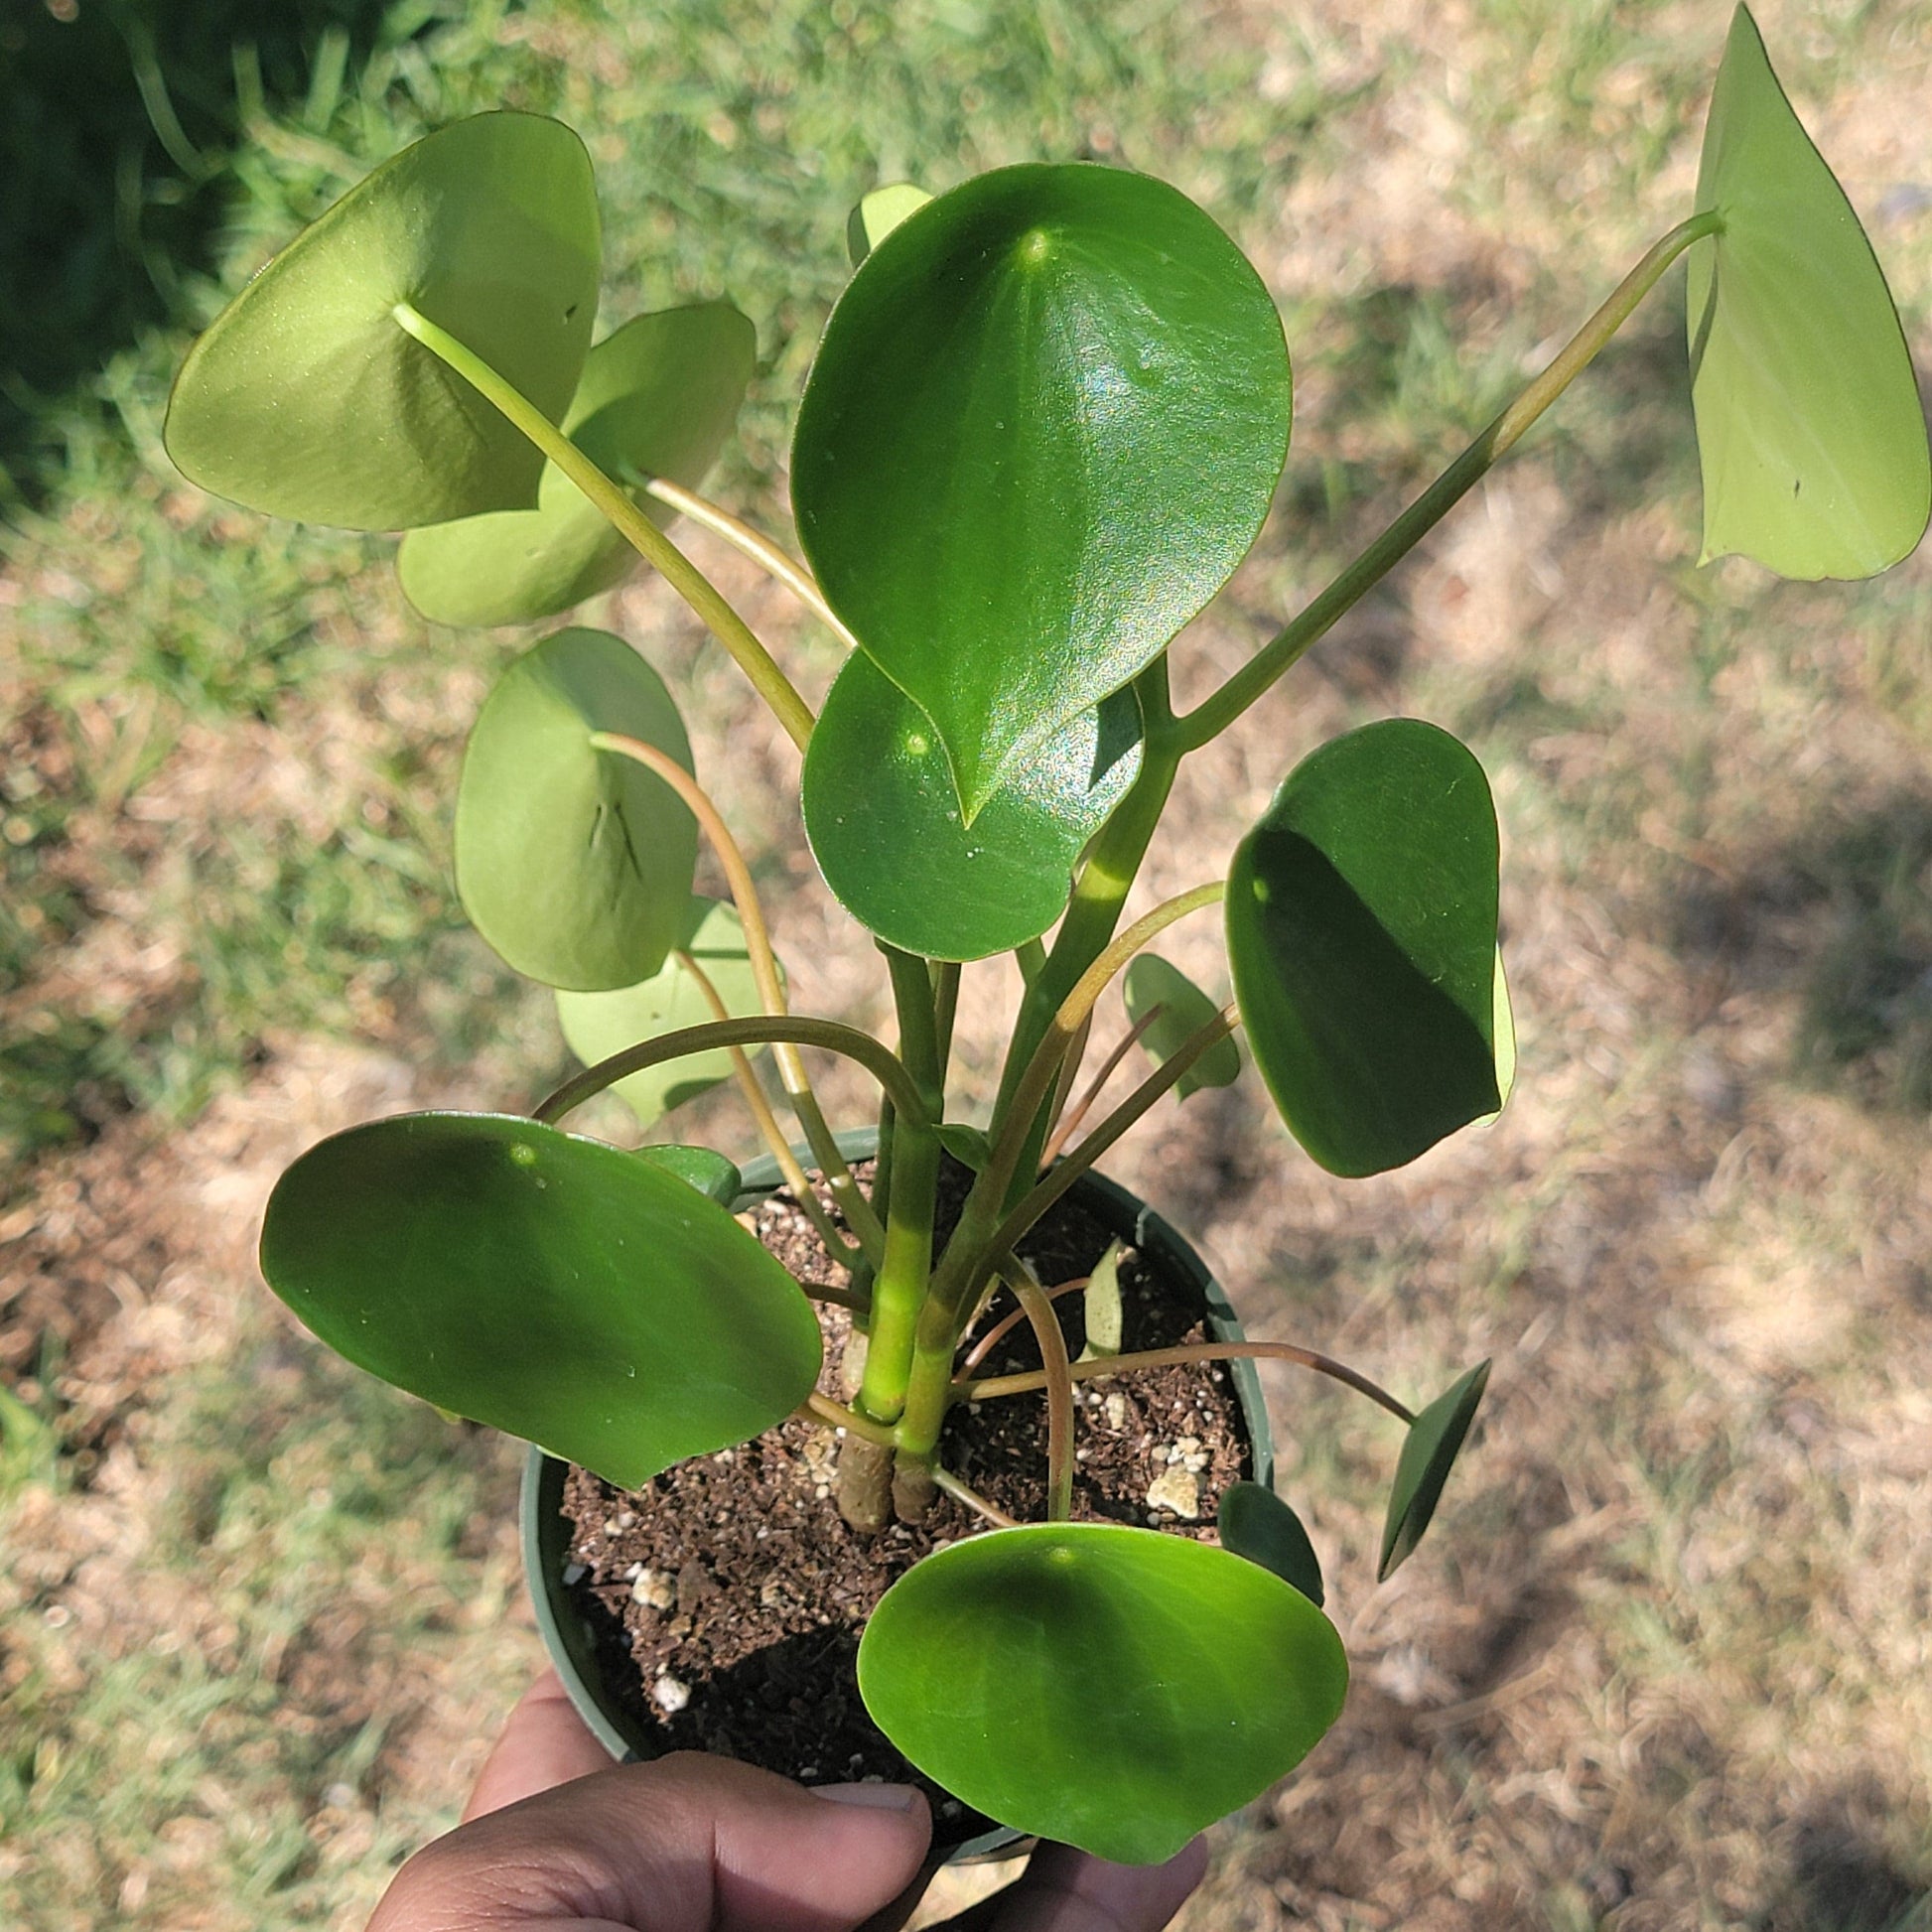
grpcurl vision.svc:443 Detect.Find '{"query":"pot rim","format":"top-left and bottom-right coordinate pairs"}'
top-left (521, 1129), bottom-right (1274, 1864)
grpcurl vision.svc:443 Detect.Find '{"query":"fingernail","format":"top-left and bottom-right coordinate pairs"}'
top-left (810, 1781), bottom-right (924, 1813)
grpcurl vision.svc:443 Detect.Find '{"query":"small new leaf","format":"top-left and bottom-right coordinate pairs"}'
top-left (1378, 1360), bottom-right (1491, 1581)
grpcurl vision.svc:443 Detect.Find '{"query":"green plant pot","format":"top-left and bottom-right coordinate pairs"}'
top-left (520, 1131), bottom-right (1276, 1862)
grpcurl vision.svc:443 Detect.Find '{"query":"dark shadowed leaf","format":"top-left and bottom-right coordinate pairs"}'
top-left (1227, 719), bottom-right (1501, 1177)
top-left (802, 650), bottom-right (1141, 960)
top-left (456, 628), bottom-right (696, 991)
top-left (858, 1523), bottom-right (1346, 1863)
top-left (1379, 1360), bottom-right (1490, 1581)
top-left (1124, 954), bottom-right (1240, 1100)
top-left (554, 898), bottom-right (770, 1128)
top-left (166, 113), bottom-right (600, 530)
top-left (1218, 1481), bottom-right (1323, 1605)
top-left (1687, 6), bottom-right (1930, 578)
top-left (259, 1112), bottom-right (821, 1487)
top-left (397, 302), bottom-right (757, 626)
top-left (794, 163), bottom-right (1290, 819)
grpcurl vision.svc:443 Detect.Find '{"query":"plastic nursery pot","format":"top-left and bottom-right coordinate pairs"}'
top-left (521, 1129), bottom-right (1276, 1863)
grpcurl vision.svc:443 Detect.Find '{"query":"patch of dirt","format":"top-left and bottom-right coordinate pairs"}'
top-left (561, 1164), bottom-right (1252, 1839)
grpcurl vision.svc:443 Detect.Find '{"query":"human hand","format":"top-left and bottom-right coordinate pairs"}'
top-left (367, 1671), bottom-right (1208, 1932)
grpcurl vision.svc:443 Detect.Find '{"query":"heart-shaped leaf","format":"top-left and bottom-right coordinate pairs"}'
top-left (634, 1143), bottom-right (743, 1205)
top-left (555, 898), bottom-right (772, 1129)
top-left (166, 113), bottom-right (600, 531)
top-left (802, 649), bottom-right (1142, 960)
top-left (1379, 1360), bottom-right (1490, 1581)
top-left (1687, 6), bottom-right (1930, 578)
top-left (1227, 719), bottom-right (1501, 1177)
top-left (1218, 1481), bottom-right (1323, 1606)
top-left (794, 163), bottom-right (1291, 820)
top-left (1124, 954), bottom-right (1241, 1100)
top-left (258, 1112), bottom-right (822, 1488)
top-left (846, 183), bottom-right (932, 266)
top-left (456, 627), bottom-right (697, 991)
top-left (858, 1523), bottom-right (1346, 1863)
top-left (397, 302), bottom-right (758, 627)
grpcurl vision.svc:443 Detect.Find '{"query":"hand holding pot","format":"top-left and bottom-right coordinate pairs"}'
top-left (366, 1673), bottom-right (1208, 1932)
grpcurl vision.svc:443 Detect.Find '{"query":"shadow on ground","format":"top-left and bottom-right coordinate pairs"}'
top-left (0, 0), bottom-right (406, 500)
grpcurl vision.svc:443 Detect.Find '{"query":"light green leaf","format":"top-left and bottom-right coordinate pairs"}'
top-left (1218, 1481), bottom-right (1323, 1606)
top-left (555, 898), bottom-right (771, 1129)
top-left (259, 1112), bottom-right (821, 1488)
top-left (165, 113), bottom-right (600, 530)
top-left (397, 302), bottom-right (757, 627)
top-left (794, 164), bottom-right (1290, 820)
top-left (858, 1523), bottom-right (1347, 1863)
top-left (802, 650), bottom-right (1142, 959)
top-left (1123, 954), bottom-right (1241, 1100)
top-left (934, 1123), bottom-right (993, 1172)
top-left (1379, 1360), bottom-right (1490, 1581)
top-left (1227, 720), bottom-right (1501, 1177)
top-left (1688, 5), bottom-right (1930, 578)
top-left (456, 628), bottom-right (697, 992)
top-left (846, 183), bottom-right (932, 266)
top-left (1078, 1240), bottom-right (1124, 1361)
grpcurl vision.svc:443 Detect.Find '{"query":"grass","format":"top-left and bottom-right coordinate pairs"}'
top-left (4, 0), bottom-right (1932, 1926)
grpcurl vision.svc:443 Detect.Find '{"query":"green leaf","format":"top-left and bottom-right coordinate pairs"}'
top-left (555, 898), bottom-right (771, 1129)
top-left (1218, 1481), bottom-right (1323, 1606)
top-left (794, 164), bottom-right (1291, 820)
top-left (1687, 5), bottom-right (1931, 579)
top-left (1227, 719), bottom-right (1501, 1178)
top-left (165, 113), bottom-right (600, 531)
top-left (397, 302), bottom-right (758, 627)
top-left (1123, 954), bottom-right (1241, 1100)
top-left (1379, 1360), bottom-right (1490, 1581)
top-left (846, 183), bottom-right (931, 266)
top-left (858, 1523), bottom-right (1346, 1863)
top-left (633, 1144), bottom-right (743, 1205)
top-left (933, 1123), bottom-right (992, 1172)
top-left (1078, 1239), bottom-right (1123, 1361)
top-left (802, 650), bottom-right (1141, 960)
top-left (258, 1112), bottom-right (821, 1488)
top-left (456, 628), bottom-right (697, 992)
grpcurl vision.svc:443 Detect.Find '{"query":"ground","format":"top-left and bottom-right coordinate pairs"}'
top-left (3, 1), bottom-right (1930, 1927)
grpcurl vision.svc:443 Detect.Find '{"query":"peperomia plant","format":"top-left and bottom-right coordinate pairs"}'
top-left (163, 7), bottom-right (1927, 1865)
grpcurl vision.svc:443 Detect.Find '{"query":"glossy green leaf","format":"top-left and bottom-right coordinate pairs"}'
top-left (1227, 719), bottom-right (1500, 1178)
top-left (858, 1523), bottom-right (1346, 1863)
top-left (456, 627), bottom-right (697, 992)
top-left (934, 1123), bottom-right (992, 1173)
top-left (846, 183), bottom-right (931, 266)
top-left (1687, 6), bottom-right (1930, 578)
top-left (1480, 948), bottom-right (1516, 1126)
top-left (165, 113), bottom-right (600, 530)
top-left (1124, 954), bottom-right (1241, 1100)
top-left (794, 164), bottom-right (1291, 820)
top-left (1379, 1360), bottom-right (1490, 1581)
top-left (1218, 1481), bottom-right (1323, 1606)
top-left (555, 899), bottom-right (771, 1129)
top-left (397, 303), bottom-right (758, 627)
top-left (802, 649), bottom-right (1141, 959)
top-left (258, 1112), bottom-right (821, 1488)
top-left (633, 1143), bottom-right (743, 1205)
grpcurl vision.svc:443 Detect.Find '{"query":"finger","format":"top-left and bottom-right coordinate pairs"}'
top-left (372, 1752), bottom-right (932, 1932)
top-left (464, 1670), bottom-right (616, 1821)
top-left (942, 1839), bottom-right (1209, 1932)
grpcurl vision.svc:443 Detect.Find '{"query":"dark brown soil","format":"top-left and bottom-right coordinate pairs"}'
top-left (555, 1160), bottom-right (1255, 1840)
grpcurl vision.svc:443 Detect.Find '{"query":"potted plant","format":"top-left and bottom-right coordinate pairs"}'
top-left (160, 5), bottom-right (1927, 1868)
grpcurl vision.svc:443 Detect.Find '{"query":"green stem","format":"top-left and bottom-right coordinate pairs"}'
top-left (858, 949), bottom-right (947, 1425)
top-left (957, 1338), bottom-right (1415, 1426)
top-left (532, 1016), bottom-right (928, 1129)
top-left (635, 475), bottom-right (858, 649)
top-left (1174, 209), bottom-right (1725, 751)
top-left (390, 301), bottom-right (815, 752)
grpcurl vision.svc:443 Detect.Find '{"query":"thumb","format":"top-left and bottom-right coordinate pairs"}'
top-left (370, 1752), bottom-right (932, 1932)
